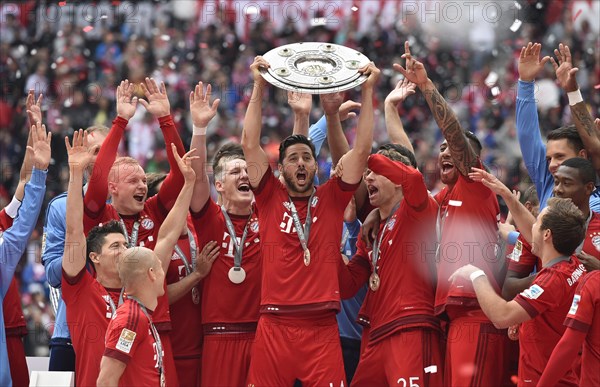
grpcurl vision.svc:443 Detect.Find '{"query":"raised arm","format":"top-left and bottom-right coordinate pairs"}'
top-left (63, 130), bottom-right (100, 278)
top-left (289, 91), bottom-right (312, 136)
top-left (154, 145), bottom-right (197, 272)
top-left (309, 100), bottom-right (361, 157)
top-left (516, 42), bottom-right (552, 191)
top-left (552, 43), bottom-right (600, 171)
top-left (384, 78), bottom-right (416, 153)
top-left (336, 63), bottom-right (380, 185)
top-left (14, 91), bottom-right (41, 200)
top-left (139, 78), bottom-right (187, 210)
top-left (320, 92), bottom-right (350, 167)
top-left (395, 41), bottom-right (476, 176)
top-left (241, 56), bottom-right (271, 189)
top-left (469, 168), bottom-right (536, 243)
top-left (367, 154), bottom-right (428, 210)
top-left (84, 80), bottom-right (136, 215)
top-left (1, 122), bottom-right (50, 295)
top-left (189, 81), bottom-right (220, 213)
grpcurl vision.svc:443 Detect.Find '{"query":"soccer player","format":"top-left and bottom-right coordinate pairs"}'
top-left (83, 78), bottom-right (186, 386)
top-left (502, 157), bottom-right (600, 300)
top-left (98, 144), bottom-right (214, 387)
top-left (538, 270), bottom-right (600, 386)
top-left (516, 42), bottom-right (600, 211)
top-left (242, 56), bottom-right (378, 385)
top-left (395, 41), bottom-right (509, 385)
top-left (97, 247), bottom-right (167, 386)
top-left (339, 153), bottom-right (443, 386)
top-left (450, 194), bottom-right (585, 387)
top-left (43, 123), bottom-right (108, 373)
top-left (185, 81), bottom-right (261, 386)
top-left (0, 120), bottom-right (50, 387)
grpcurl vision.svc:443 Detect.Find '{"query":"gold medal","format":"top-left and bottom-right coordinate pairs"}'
top-left (369, 273), bottom-right (380, 291)
top-left (191, 287), bottom-right (200, 304)
top-left (304, 249), bottom-right (311, 266)
top-left (228, 267), bottom-right (247, 284)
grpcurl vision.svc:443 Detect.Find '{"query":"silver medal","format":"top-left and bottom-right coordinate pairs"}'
top-left (228, 267), bottom-right (246, 284)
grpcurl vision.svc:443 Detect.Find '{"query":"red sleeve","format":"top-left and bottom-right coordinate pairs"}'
top-left (156, 115), bottom-right (186, 210)
top-left (252, 167), bottom-right (278, 207)
top-left (537, 328), bottom-right (587, 386)
top-left (61, 268), bottom-right (91, 304)
top-left (0, 209), bottom-right (13, 230)
top-left (564, 272), bottom-right (598, 332)
top-left (507, 236), bottom-right (538, 275)
top-left (338, 231), bottom-right (372, 299)
top-left (104, 303), bottom-right (147, 364)
top-left (514, 270), bottom-right (563, 318)
top-left (367, 154), bottom-right (429, 210)
top-left (84, 116), bottom-right (128, 217)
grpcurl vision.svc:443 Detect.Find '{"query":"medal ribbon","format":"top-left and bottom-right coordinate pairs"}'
top-left (127, 296), bottom-right (164, 384)
top-left (221, 206), bottom-right (253, 269)
top-left (340, 227), bottom-right (350, 254)
top-left (287, 189), bottom-right (316, 256)
top-left (174, 228), bottom-right (197, 276)
top-left (106, 288), bottom-right (126, 315)
top-left (119, 218), bottom-right (140, 248)
top-left (371, 202), bottom-right (400, 276)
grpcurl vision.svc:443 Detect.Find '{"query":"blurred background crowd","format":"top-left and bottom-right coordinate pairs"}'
top-left (0, 0), bottom-right (598, 356)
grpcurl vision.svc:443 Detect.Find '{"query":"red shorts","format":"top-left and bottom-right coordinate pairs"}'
top-left (444, 308), bottom-right (511, 387)
top-left (160, 333), bottom-right (180, 387)
top-left (7, 335), bottom-right (29, 387)
top-left (201, 332), bottom-right (254, 387)
top-left (352, 328), bottom-right (444, 387)
top-left (246, 313), bottom-right (346, 387)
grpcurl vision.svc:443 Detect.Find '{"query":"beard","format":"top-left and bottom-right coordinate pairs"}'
top-left (282, 168), bottom-right (316, 195)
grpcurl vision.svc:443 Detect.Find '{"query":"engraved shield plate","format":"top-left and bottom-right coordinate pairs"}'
top-left (260, 42), bottom-right (370, 94)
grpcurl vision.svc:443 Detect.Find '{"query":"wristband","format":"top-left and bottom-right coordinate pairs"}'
top-left (5, 196), bottom-right (22, 219)
top-left (567, 89), bottom-right (583, 106)
top-left (469, 270), bottom-right (486, 283)
top-left (193, 125), bottom-right (207, 136)
top-left (508, 231), bottom-right (520, 245)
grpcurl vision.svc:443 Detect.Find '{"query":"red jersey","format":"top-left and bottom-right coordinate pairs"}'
top-left (507, 212), bottom-right (600, 276)
top-left (507, 234), bottom-right (541, 274)
top-left (62, 268), bottom-right (121, 387)
top-left (165, 220), bottom-right (203, 357)
top-left (340, 157), bottom-right (440, 343)
top-left (104, 298), bottom-right (161, 387)
top-left (514, 257), bottom-right (585, 386)
top-left (434, 168), bottom-right (502, 315)
top-left (564, 270), bottom-right (600, 387)
top-left (0, 211), bottom-right (26, 337)
top-left (84, 196), bottom-right (172, 330)
top-left (192, 199), bottom-right (261, 327)
top-left (253, 168), bottom-right (358, 313)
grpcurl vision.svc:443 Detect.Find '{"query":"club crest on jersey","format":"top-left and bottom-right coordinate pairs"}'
top-left (311, 196), bottom-right (319, 208)
top-left (591, 232), bottom-right (600, 249)
top-left (116, 328), bottom-right (136, 353)
top-left (521, 284), bottom-right (544, 300)
top-left (141, 218), bottom-right (154, 230)
top-left (387, 216), bottom-right (396, 231)
top-left (569, 294), bottom-right (581, 315)
top-left (250, 220), bottom-right (259, 233)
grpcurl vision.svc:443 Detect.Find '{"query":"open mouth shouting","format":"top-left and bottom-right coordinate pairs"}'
top-left (296, 170), bottom-right (308, 185)
top-left (237, 182), bottom-right (251, 193)
top-left (367, 184), bottom-right (379, 200)
top-left (441, 160), bottom-right (454, 173)
top-left (133, 193), bottom-right (146, 203)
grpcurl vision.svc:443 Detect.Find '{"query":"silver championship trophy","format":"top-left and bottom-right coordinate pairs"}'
top-left (260, 42), bottom-right (371, 94)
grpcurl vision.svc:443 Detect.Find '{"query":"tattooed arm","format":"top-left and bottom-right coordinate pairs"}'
top-left (394, 41), bottom-right (477, 176)
top-left (552, 43), bottom-right (600, 171)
